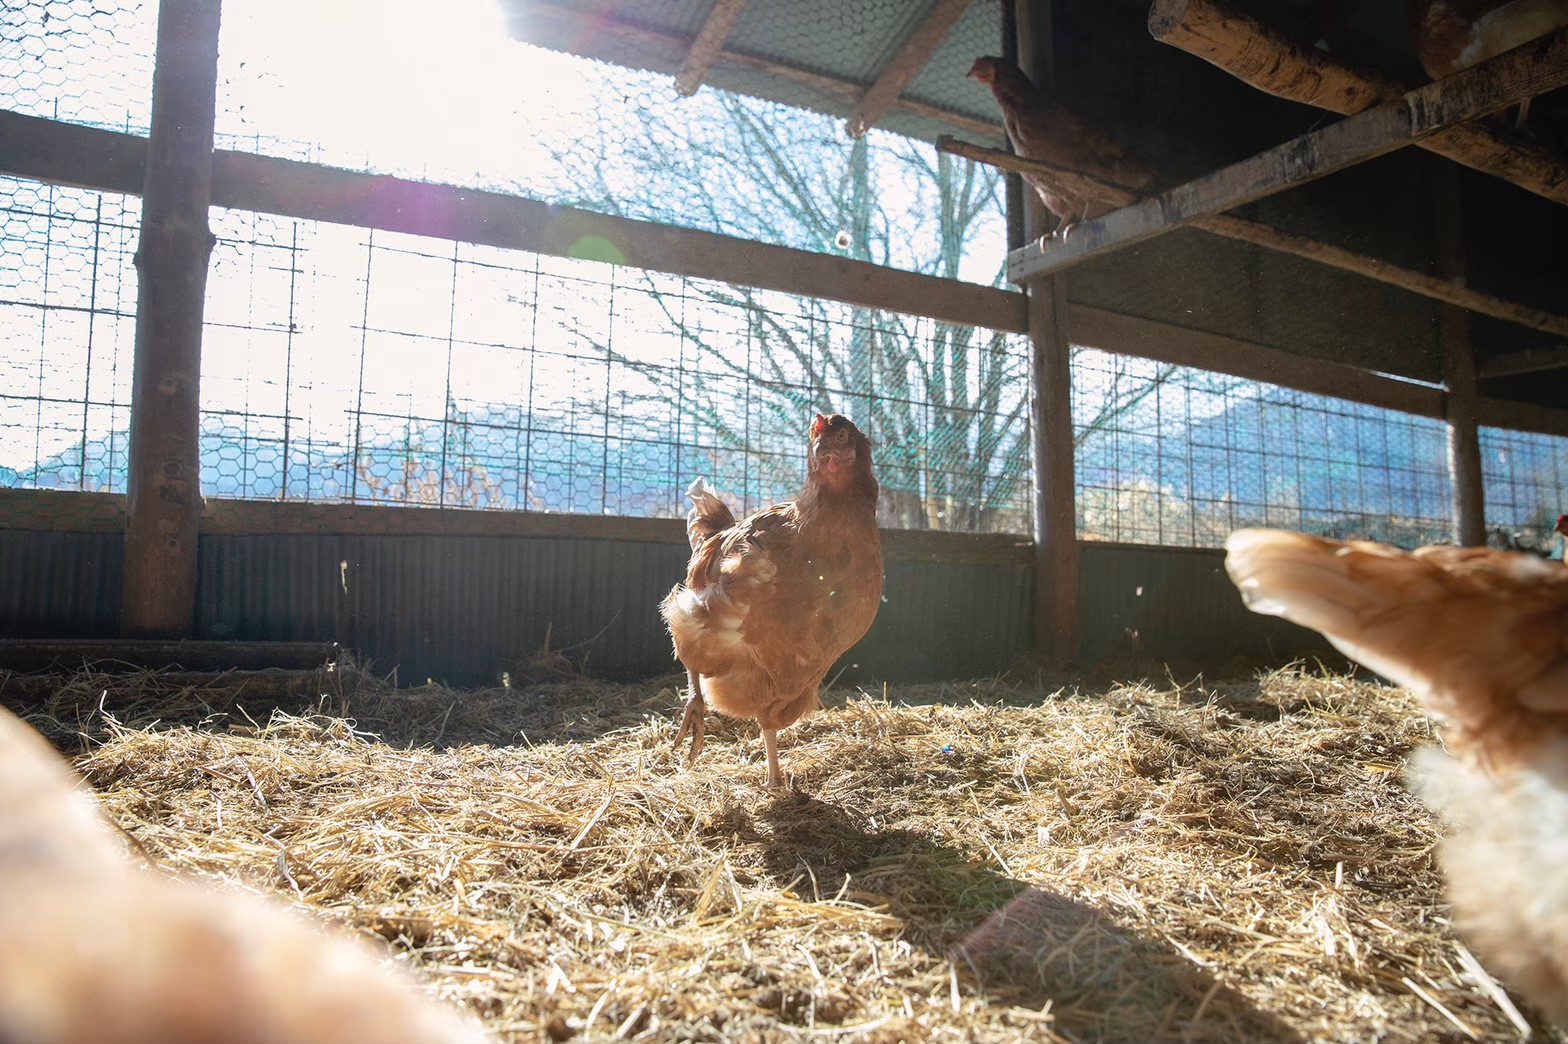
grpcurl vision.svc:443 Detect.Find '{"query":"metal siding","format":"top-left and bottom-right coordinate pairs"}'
top-left (0, 530), bottom-right (122, 637)
top-left (1077, 544), bottom-right (1335, 666)
top-left (1, 531), bottom-right (1332, 681)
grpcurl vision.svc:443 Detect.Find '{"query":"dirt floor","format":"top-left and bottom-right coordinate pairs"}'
top-left (9, 663), bottom-right (1560, 1043)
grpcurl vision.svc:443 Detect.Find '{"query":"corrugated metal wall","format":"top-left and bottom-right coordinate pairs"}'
top-left (1, 529), bottom-right (1035, 685)
top-left (0, 527), bottom-right (1327, 684)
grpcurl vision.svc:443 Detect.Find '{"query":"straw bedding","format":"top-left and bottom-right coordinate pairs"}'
top-left (9, 664), bottom-right (1561, 1043)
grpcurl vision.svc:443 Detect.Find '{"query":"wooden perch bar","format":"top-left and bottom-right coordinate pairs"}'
top-left (673, 0), bottom-right (748, 97)
top-left (1006, 27), bottom-right (1568, 282)
top-left (940, 135), bottom-right (1568, 338)
top-left (847, 0), bottom-right (974, 137)
top-left (1148, 0), bottom-right (1568, 206)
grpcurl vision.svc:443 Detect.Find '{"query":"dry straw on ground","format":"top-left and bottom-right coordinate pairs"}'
top-left (8, 663), bottom-right (1563, 1043)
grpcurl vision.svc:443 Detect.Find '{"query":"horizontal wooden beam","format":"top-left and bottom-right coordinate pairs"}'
top-left (8, 110), bottom-right (1563, 439)
top-left (1067, 303), bottom-right (1447, 417)
top-left (526, 0), bottom-right (1004, 141)
top-left (673, 0), bottom-right (748, 97)
top-left (1478, 344), bottom-right (1568, 378)
top-left (0, 489), bottom-right (1033, 565)
top-left (1148, 0), bottom-right (1568, 207)
top-left (1009, 27), bottom-right (1568, 282)
top-left (1197, 213), bottom-right (1568, 339)
top-left (848, 0), bottom-right (975, 138)
top-left (942, 135), bottom-right (1568, 338)
top-left (1476, 396), bottom-right (1568, 437)
top-left (0, 109), bottom-right (1028, 335)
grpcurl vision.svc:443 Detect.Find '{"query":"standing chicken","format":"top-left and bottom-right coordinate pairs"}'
top-left (967, 55), bottom-right (1154, 238)
top-left (1224, 529), bottom-right (1568, 1025)
top-left (0, 707), bottom-right (490, 1043)
top-left (663, 413), bottom-right (882, 789)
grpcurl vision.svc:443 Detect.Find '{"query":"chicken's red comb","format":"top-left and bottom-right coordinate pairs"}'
top-left (811, 413), bottom-right (828, 436)
top-left (1556, 513), bottom-right (1568, 534)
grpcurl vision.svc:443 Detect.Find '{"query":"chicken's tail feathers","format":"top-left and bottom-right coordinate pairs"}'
top-left (686, 478), bottom-right (736, 551)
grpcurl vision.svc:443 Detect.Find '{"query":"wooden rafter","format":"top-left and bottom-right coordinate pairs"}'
top-left (673, 0), bottom-right (748, 97)
top-left (847, 0), bottom-right (975, 138)
top-left (940, 135), bottom-right (1568, 338)
top-left (1479, 344), bottom-right (1568, 377)
top-left (526, 1), bottom-right (1003, 139)
top-left (1006, 27), bottom-right (1568, 282)
top-left (1148, 0), bottom-right (1568, 206)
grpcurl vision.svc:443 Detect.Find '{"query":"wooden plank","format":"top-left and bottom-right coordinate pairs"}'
top-left (1067, 304), bottom-right (1448, 417)
top-left (1476, 397), bottom-right (1568, 437)
top-left (848, 0), bottom-right (975, 138)
top-left (0, 639), bottom-right (338, 672)
top-left (952, 135), bottom-right (1568, 338)
top-left (526, 1), bottom-right (1005, 140)
top-left (0, 110), bottom-right (1029, 335)
top-left (674, 0), bottom-right (749, 97)
top-left (121, 0), bottom-right (222, 639)
top-left (0, 489), bottom-right (1032, 566)
top-left (1148, 0), bottom-right (1568, 207)
top-left (1479, 344), bottom-right (1568, 377)
top-left (213, 150), bottom-right (1029, 334)
top-left (1196, 213), bottom-right (1568, 339)
top-left (1008, 26), bottom-right (1568, 282)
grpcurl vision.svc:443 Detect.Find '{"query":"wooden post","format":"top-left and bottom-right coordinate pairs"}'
top-left (121, 0), bottom-right (222, 637)
top-left (1016, 0), bottom-right (1078, 666)
top-left (1435, 166), bottom-right (1486, 546)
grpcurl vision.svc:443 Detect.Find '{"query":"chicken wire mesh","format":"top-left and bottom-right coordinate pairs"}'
top-left (6, 173), bottom-right (1568, 545)
top-left (1072, 349), bottom-right (1458, 549)
top-left (5, 0), bottom-right (1568, 546)
top-left (0, 0), bottom-right (153, 133)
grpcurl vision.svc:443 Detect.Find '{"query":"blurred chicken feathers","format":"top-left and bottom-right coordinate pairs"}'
top-left (1225, 528), bottom-right (1568, 763)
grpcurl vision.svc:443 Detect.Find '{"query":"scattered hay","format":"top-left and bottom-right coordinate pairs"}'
top-left (6, 664), bottom-right (1560, 1043)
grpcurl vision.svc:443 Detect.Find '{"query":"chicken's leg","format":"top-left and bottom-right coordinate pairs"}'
top-left (762, 727), bottom-right (783, 789)
top-left (672, 669), bottom-right (706, 766)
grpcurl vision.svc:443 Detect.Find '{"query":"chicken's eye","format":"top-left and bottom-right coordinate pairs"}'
top-left (834, 429), bottom-right (848, 443)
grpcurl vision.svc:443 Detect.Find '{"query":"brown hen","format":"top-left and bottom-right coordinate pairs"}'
top-left (1225, 528), bottom-right (1568, 1025)
top-left (967, 55), bottom-right (1154, 238)
top-left (0, 707), bottom-right (491, 1044)
top-left (663, 413), bottom-right (882, 789)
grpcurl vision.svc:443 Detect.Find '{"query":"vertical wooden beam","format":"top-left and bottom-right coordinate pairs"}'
top-left (673, 0), bottom-right (749, 97)
top-left (1017, 0), bottom-right (1078, 665)
top-left (1435, 166), bottom-right (1486, 546)
top-left (121, 0), bottom-right (222, 637)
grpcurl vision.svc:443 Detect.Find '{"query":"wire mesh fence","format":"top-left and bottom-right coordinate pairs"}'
top-left (6, 173), bottom-right (1568, 546)
top-left (0, 0), bottom-right (153, 133)
top-left (0, 179), bottom-right (1033, 531)
top-left (1481, 426), bottom-right (1568, 553)
top-left (4, 1), bottom-right (1568, 547)
top-left (1072, 349), bottom-right (1458, 548)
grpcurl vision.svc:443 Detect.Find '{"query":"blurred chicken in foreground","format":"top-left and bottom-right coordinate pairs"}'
top-left (1225, 529), bottom-right (1568, 1025)
top-left (663, 413), bottom-right (882, 789)
top-left (0, 707), bottom-right (490, 1044)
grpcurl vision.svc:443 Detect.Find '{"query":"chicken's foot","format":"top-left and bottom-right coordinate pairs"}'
top-left (762, 727), bottom-right (783, 789)
top-left (672, 670), bottom-right (706, 766)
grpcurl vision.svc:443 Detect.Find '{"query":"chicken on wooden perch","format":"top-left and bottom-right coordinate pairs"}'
top-left (966, 55), bottom-right (1154, 239)
top-left (662, 413), bottom-right (883, 789)
top-left (1409, 0), bottom-right (1568, 126)
top-left (1224, 528), bottom-right (1568, 1026)
top-left (0, 707), bottom-right (491, 1044)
